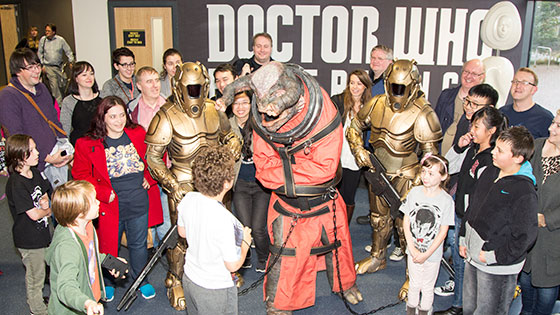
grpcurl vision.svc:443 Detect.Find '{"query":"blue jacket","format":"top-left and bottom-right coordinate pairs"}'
top-left (434, 86), bottom-right (461, 135)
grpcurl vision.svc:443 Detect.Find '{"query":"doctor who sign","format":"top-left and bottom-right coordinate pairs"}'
top-left (177, 0), bottom-right (527, 103)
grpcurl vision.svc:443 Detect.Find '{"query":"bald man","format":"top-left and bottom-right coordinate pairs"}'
top-left (435, 59), bottom-right (486, 154)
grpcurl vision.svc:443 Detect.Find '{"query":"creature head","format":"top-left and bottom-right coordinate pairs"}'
top-left (384, 59), bottom-right (421, 111)
top-left (222, 61), bottom-right (303, 132)
top-left (172, 61), bottom-right (210, 118)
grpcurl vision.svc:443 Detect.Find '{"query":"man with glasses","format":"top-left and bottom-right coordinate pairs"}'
top-left (500, 67), bottom-right (553, 138)
top-left (101, 47), bottom-right (140, 105)
top-left (369, 44), bottom-right (393, 96)
top-left (38, 23), bottom-right (74, 105)
top-left (0, 48), bottom-right (71, 174)
top-left (435, 59), bottom-right (486, 154)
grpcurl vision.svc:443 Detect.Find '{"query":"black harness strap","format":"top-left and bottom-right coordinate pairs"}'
top-left (273, 200), bottom-right (330, 219)
top-left (253, 113), bottom-right (342, 198)
top-left (269, 240), bottom-right (341, 257)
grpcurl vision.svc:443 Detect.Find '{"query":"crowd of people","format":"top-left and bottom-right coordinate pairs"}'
top-left (0, 24), bottom-right (558, 315)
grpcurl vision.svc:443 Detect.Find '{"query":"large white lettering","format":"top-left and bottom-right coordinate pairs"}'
top-left (394, 7), bottom-right (438, 65)
top-left (207, 5), bottom-right (235, 62)
top-left (321, 6), bottom-right (349, 63)
top-left (437, 8), bottom-right (467, 66)
top-left (267, 5), bottom-right (293, 62)
top-left (349, 6), bottom-right (379, 64)
top-left (237, 5), bottom-right (264, 58)
top-left (295, 6), bottom-right (320, 63)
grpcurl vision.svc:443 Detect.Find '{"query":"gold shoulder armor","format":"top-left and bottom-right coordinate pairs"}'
top-left (414, 103), bottom-right (443, 144)
top-left (357, 94), bottom-right (381, 121)
top-left (145, 107), bottom-right (173, 146)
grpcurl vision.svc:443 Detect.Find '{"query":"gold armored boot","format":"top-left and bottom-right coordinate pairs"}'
top-left (165, 241), bottom-right (187, 310)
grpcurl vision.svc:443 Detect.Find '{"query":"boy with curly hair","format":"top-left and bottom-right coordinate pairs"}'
top-left (177, 146), bottom-right (252, 315)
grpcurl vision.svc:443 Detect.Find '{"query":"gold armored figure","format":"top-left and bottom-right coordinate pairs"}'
top-left (346, 59), bottom-right (442, 299)
top-left (144, 61), bottom-right (241, 311)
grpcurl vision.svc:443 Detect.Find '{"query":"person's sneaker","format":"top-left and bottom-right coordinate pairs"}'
top-left (139, 283), bottom-right (156, 299)
top-left (389, 247), bottom-right (405, 261)
top-left (242, 257), bottom-right (252, 269)
top-left (105, 286), bottom-right (115, 302)
top-left (356, 215), bottom-right (370, 225)
top-left (255, 261), bottom-right (267, 273)
top-left (434, 280), bottom-right (455, 297)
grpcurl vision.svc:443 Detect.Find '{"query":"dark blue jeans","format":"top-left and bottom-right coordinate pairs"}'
top-left (105, 212), bottom-right (149, 287)
top-left (519, 270), bottom-right (560, 315)
top-left (463, 261), bottom-right (517, 315)
top-left (452, 214), bottom-right (465, 307)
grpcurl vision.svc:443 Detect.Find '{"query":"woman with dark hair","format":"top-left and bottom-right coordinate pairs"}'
top-left (160, 48), bottom-right (183, 98)
top-left (229, 90), bottom-right (271, 272)
top-left (520, 110), bottom-right (560, 315)
top-left (60, 61), bottom-right (102, 145)
top-left (330, 69), bottom-right (372, 224)
top-left (72, 96), bottom-right (163, 301)
top-left (15, 26), bottom-right (40, 53)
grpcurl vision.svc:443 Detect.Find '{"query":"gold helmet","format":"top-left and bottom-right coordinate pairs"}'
top-left (172, 61), bottom-right (210, 118)
top-left (383, 59), bottom-right (421, 111)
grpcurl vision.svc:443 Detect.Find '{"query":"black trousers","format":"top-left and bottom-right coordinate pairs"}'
top-left (233, 179), bottom-right (271, 263)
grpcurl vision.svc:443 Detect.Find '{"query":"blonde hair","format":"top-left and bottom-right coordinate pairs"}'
top-left (52, 180), bottom-right (96, 226)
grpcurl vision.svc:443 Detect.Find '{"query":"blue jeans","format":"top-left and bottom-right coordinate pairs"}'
top-left (463, 261), bottom-right (517, 315)
top-left (152, 186), bottom-right (171, 247)
top-left (519, 271), bottom-right (560, 315)
top-left (118, 212), bottom-right (149, 282)
top-left (451, 214), bottom-right (465, 307)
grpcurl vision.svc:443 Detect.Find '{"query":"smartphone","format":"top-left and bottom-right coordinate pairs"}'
top-left (101, 254), bottom-right (128, 276)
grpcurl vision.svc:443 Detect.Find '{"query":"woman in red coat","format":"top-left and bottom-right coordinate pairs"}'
top-left (72, 95), bottom-right (162, 301)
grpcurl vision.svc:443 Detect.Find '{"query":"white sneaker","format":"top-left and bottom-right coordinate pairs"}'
top-left (364, 244), bottom-right (372, 252)
top-left (389, 247), bottom-right (405, 261)
top-left (434, 280), bottom-right (455, 296)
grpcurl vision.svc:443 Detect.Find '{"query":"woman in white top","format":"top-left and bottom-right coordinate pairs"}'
top-left (330, 69), bottom-right (372, 224)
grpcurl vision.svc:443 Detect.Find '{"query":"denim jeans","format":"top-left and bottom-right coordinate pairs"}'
top-left (233, 179), bottom-right (271, 263)
top-left (519, 271), bottom-right (560, 315)
top-left (117, 212), bottom-right (149, 283)
top-left (451, 214), bottom-right (465, 307)
top-left (463, 261), bottom-right (517, 315)
top-left (152, 186), bottom-right (171, 247)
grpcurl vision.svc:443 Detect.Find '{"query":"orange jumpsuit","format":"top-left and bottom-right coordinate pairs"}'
top-left (253, 84), bottom-right (357, 311)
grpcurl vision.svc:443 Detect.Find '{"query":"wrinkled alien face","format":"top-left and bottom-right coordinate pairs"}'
top-left (251, 62), bottom-right (301, 132)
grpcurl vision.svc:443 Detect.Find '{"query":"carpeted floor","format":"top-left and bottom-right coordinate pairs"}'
top-left (0, 175), bottom-right (547, 314)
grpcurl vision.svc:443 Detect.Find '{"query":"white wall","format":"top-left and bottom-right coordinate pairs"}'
top-left (71, 0), bottom-right (112, 84)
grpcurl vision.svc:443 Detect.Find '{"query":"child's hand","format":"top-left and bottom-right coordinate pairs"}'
top-left (109, 257), bottom-right (128, 279)
top-left (408, 247), bottom-right (419, 260)
top-left (459, 246), bottom-right (467, 258)
top-left (478, 250), bottom-right (487, 263)
top-left (142, 178), bottom-right (150, 190)
top-left (39, 194), bottom-right (50, 210)
top-left (242, 226), bottom-right (252, 245)
top-left (458, 132), bottom-right (473, 148)
top-left (84, 299), bottom-right (104, 315)
top-left (413, 252), bottom-right (428, 264)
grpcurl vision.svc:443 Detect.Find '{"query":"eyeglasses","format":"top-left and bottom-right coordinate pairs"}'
top-left (462, 70), bottom-right (484, 77)
top-left (463, 97), bottom-right (489, 108)
top-left (511, 80), bottom-right (536, 87)
top-left (118, 62), bottom-right (136, 69)
top-left (21, 63), bottom-right (41, 72)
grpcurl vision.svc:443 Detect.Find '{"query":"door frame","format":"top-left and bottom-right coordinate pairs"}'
top-left (107, 1), bottom-right (178, 75)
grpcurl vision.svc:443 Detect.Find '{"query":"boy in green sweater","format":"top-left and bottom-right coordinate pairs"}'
top-left (46, 180), bottom-right (126, 315)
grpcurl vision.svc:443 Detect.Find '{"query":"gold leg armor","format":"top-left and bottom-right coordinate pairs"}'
top-left (165, 197), bottom-right (187, 310)
top-left (355, 184), bottom-right (391, 274)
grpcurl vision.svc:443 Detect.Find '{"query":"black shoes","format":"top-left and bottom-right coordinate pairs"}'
top-left (356, 215), bottom-right (370, 225)
top-left (434, 306), bottom-right (463, 315)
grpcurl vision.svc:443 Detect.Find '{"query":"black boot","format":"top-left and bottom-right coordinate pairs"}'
top-left (356, 215), bottom-right (370, 225)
